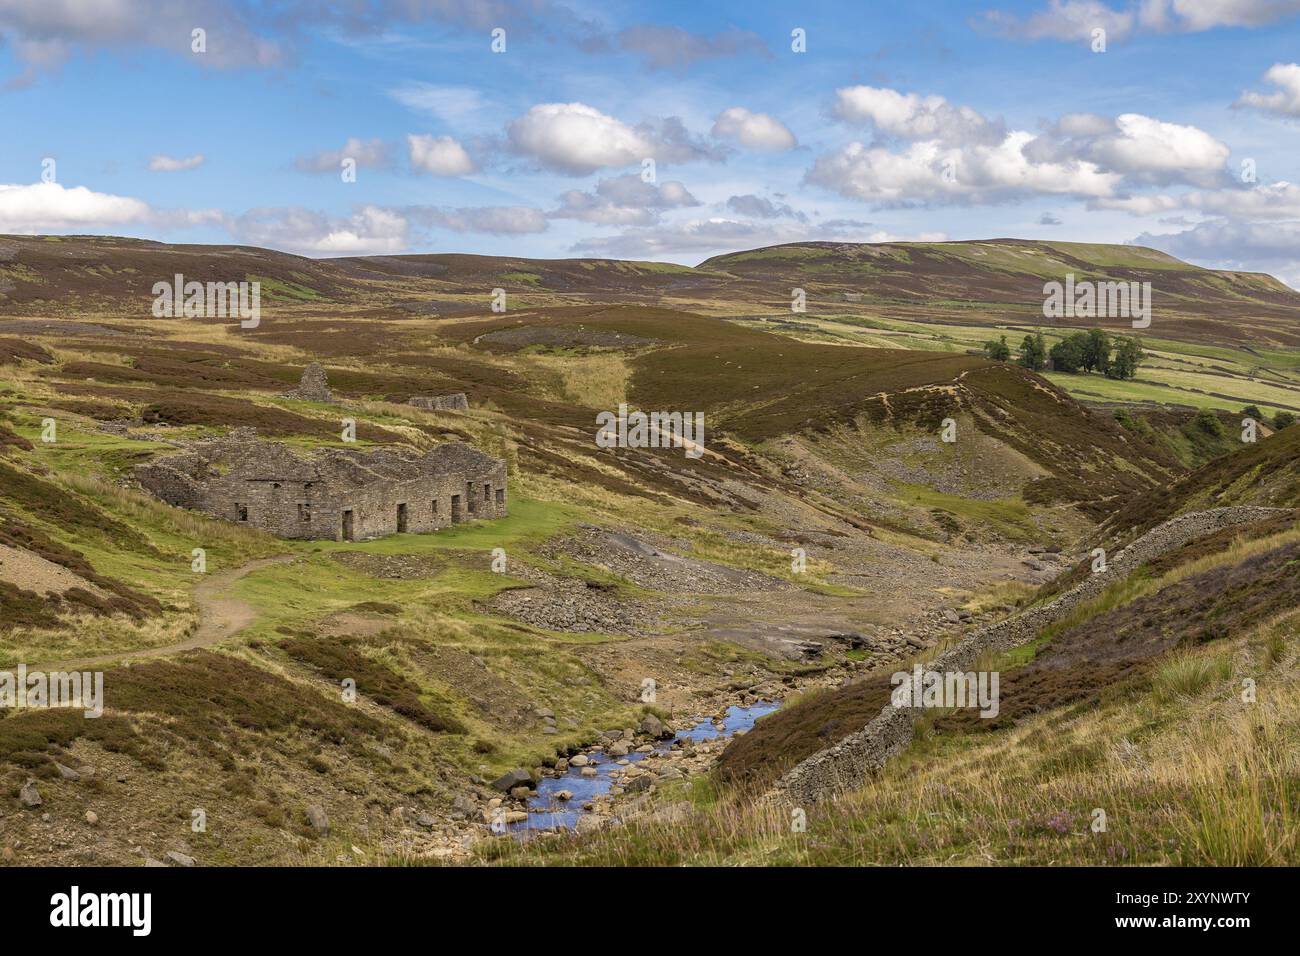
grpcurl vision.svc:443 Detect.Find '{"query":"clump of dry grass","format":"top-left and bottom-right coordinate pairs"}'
top-left (525, 352), bottom-right (631, 410)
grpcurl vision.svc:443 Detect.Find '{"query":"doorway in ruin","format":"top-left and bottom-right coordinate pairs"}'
top-left (451, 494), bottom-right (461, 523)
top-left (397, 502), bottom-right (408, 533)
top-left (342, 509), bottom-right (354, 541)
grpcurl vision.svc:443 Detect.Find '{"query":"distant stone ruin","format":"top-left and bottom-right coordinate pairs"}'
top-left (409, 393), bottom-right (469, 412)
top-left (281, 363), bottom-right (335, 403)
top-left (135, 431), bottom-right (507, 541)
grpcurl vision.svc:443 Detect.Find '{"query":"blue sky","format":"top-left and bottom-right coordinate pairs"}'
top-left (2, 0), bottom-right (1299, 282)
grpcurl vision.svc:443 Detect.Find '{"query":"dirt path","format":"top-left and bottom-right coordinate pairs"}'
top-left (33, 554), bottom-right (296, 672)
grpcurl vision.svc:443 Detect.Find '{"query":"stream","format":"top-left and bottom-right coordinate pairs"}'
top-left (510, 701), bottom-right (780, 832)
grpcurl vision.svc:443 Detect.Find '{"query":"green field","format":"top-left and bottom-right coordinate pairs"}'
top-left (742, 313), bottom-right (1300, 417)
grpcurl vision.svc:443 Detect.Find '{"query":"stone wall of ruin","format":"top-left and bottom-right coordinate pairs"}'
top-left (327, 462), bottom-right (508, 541)
top-left (186, 459), bottom-right (508, 541)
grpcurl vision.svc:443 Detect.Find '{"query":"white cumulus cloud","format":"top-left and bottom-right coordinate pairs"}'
top-left (807, 134), bottom-right (1122, 206)
top-left (832, 86), bottom-right (1003, 145)
top-left (507, 102), bottom-right (655, 175)
top-left (233, 205), bottom-right (410, 255)
top-left (407, 134), bottom-right (476, 176)
top-left (810, 86), bottom-right (1229, 207)
top-left (1236, 62), bottom-right (1300, 117)
top-left (1029, 112), bottom-right (1230, 185)
top-left (711, 107), bottom-right (797, 151)
top-left (0, 181), bottom-right (153, 231)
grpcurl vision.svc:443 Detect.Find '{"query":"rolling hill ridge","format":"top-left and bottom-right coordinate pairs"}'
top-left (5, 234), bottom-right (1300, 346)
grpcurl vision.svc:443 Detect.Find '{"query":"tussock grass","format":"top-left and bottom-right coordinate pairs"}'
top-left (526, 351), bottom-right (632, 411)
top-left (1150, 649), bottom-right (1232, 703)
top-left (0, 608), bottom-right (198, 669)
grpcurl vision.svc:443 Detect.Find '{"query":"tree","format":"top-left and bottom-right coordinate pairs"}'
top-left (1242, 405), bottom-right (1263, 422)
top-left (1107, 336), bottom-right (1144, 380)
top-left (1049, 336), bottom-right (1085, 373)
top-left (1275, 411), bottom-right (1297, 430)
top-left (1193, 408), bottom-right (1224, 436)
top-left (1019, 331), bottom-right (1047, 371)
top-left (1082, 329), bottom-right (1110, 374)
top-left (984, 335), bottom-right (1011, 361)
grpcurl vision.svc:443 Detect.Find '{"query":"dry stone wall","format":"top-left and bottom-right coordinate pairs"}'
top-left (773, 506), bottom-right (1290, 806)
top-left (409, 393), bottom-right (469, 412)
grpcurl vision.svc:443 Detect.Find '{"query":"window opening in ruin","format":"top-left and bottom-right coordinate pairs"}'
top-left (495, 488), bottom-right (504, 505)
top-left (236, 504), bottom-right (248, 522)
top-left (299, 503), bottom-right (311, 522)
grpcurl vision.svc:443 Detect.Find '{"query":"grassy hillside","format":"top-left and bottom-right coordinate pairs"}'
top-left (475, 514), bottom-right (1300, 866)
top-left (710, 430), bottom-right (1299, 793)
top-left (6, 234), bottom-right (1300, 348)
top-left (701, 239), bottom-right (1300, 347)
top-left (1100, 420), bottom-right (1300, 542)
top-left (743, 312), bottom-right (1300, 420)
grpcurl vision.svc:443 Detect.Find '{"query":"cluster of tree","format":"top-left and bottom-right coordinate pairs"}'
top-left (983, 329), bottom-right (1143, 379)
top-left (1243, 405), bottom-right (1297, 430)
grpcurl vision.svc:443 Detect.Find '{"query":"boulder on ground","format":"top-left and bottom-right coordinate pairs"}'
top-left (305, 805), bottom-right (330, 837)
top-left (491, 768), bottom-right (533, 792)
top-left (638, 715), bottom-right (668, 739)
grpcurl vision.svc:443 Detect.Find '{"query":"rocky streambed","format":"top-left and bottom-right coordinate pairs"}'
top-left (490, 702), bottom-right (780, 835)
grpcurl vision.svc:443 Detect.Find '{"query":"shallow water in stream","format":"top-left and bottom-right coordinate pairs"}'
top-left (510, 701), bottom-right (780, 832)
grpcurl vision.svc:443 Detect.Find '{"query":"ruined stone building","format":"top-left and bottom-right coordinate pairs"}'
top-left (409, 393), bottom-right (469, 411)
top-left (135, 432), bottom-right (507, 541)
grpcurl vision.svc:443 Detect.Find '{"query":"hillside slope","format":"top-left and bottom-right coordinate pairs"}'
top-left (1100, 423), bottom-right (1300, 542)
top-left (701, 239), bottom-right (1300, 346)
top-left (5, 234), bottom-right (1299, 346)
top-left (710, 428), bottom-right (1299, 794)
top-left (474, 496), bottom-right (1300, 866)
